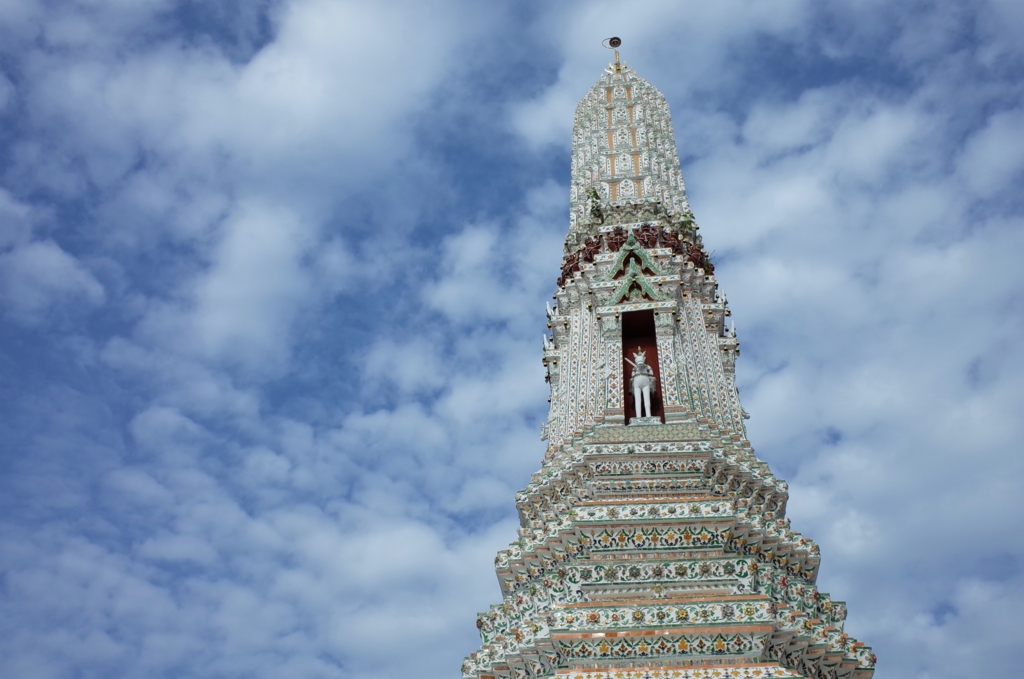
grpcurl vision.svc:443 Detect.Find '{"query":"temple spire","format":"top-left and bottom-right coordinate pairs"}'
top-left (462, 56), bottom-right (876, 679)
top-left (569, 55), bottom-right (691, 243)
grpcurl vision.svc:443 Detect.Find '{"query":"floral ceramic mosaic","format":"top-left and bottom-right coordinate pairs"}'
top-left (557, 665), bottom-right (802, 679)
top-left (463, 60), bottom-right (874, 679)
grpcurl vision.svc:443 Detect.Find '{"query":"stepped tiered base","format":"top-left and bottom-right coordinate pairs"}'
top-left (462, 420), bottom-right (875, 679)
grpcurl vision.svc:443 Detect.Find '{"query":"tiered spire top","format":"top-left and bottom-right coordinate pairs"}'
top-left (569, 59), bottom-right (691, 235)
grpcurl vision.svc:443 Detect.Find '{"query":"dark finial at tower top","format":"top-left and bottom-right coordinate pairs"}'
top-left (602, 37), bottom-right (623, 72)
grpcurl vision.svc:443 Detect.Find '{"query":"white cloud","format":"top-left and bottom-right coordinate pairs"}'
top-left (188, 199), bottom-right (315, 371)
top-left (0, 240), bottom-right (105, 321)
top-left (742, 88), bottom-right (848, 154)
top-left (424, 181), bottom-right (564, 325)
top-left (0, 189), bottom-right (105, 322)
top-left (958, 108), bottom-right (1024, 198)
top-left (0, 188), bottom-right (35, 247)
top-left (364, 338), bottom-right (445, 394)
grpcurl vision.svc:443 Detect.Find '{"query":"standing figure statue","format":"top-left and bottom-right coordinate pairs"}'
top-left (626, 347), bottom-right (657, 419)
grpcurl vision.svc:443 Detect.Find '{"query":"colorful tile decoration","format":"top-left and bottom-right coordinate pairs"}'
top-left (464, 58), bottom-right (875, 679)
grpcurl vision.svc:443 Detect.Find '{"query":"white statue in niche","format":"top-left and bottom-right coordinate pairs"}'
top-left (625, 347), bottom-right (657, 419)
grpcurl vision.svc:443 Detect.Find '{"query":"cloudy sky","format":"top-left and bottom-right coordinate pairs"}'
top-left (1, 1), bottom-right (1022, 677)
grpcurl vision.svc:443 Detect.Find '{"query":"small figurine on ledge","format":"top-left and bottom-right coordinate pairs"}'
top-left (625, 347), bottom-right (657, 419)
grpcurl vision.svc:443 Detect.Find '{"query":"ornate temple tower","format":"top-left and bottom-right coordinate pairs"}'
top-left (462, 50), bottom-right (876, 679)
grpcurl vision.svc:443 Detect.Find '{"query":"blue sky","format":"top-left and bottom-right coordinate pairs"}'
top-left (1, 1), bottom-right (1023, 677)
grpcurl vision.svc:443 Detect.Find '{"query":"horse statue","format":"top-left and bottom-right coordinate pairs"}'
top-left (625, 347), bottom-right (657, 419)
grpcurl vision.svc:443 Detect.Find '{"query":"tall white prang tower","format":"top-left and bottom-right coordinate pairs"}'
top-left (462, 48), bottom-right (876, 679)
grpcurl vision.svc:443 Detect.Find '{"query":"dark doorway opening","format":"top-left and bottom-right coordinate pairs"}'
top-left (621, 309), bottom-right (664, 424)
